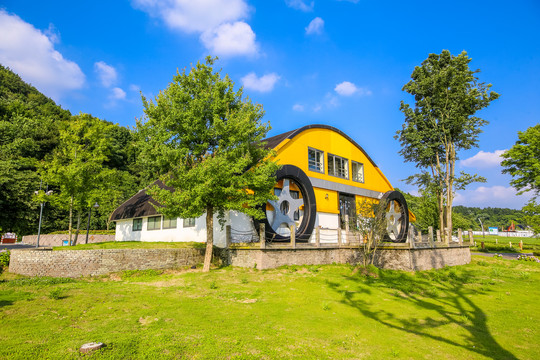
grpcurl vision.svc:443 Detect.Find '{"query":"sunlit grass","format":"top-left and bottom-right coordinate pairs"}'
top-left (0, 256), bottom-right (539, 359)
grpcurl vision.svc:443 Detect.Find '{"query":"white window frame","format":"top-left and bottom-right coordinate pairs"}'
top-left (308, 147), bottom-right (324, 173)
top-left (328, 153), bottom-right (349, 179)
top-left (163, 217), bottom-right (177, 229)
top-left (147, 216), bottom-right (162, 231)
top-left (133, 218), bottom-right (143, 232)
top-left (183, 218), bottom-right (196, 228)
top-left (351, 161), bottom-right (364, 183)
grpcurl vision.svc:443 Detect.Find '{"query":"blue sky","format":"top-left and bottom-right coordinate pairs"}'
top-left (1, 0), bottom-right (538, 209)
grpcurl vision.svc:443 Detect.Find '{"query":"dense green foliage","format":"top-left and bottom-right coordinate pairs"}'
top-left (136, 57), bottom-right (279, 271)
top-left (1, 259), bottom-right (539, 359)
top-left (0, 64), bottom-right (139, 236)
top-left (0, 65), bottom-right (70, 234)
top-left (397, 50), bottom-right (499, 241)
top-left (501, 124), bottom-right (540, 197)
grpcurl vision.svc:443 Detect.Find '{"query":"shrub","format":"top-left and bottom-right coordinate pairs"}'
top-left (0, 250), bottom-right (10, 273)
top-left (48, 288), bottom-right (63, 300)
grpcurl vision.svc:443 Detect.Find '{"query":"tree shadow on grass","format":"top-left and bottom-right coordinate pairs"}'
top-left (327, 267), bottom-right (518, 360)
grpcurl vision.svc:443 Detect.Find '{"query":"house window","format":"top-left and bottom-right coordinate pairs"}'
top-left (133, 218), bottom-right (142, 231)
top-left (308, 148), bottom-right (324, 173)
top-left (163, 217), bottom-right (177, 229)
top-left (351, 161), bottom-right (364, 183)
top-left (147, 216), bottom-right (162, 231)
top-left (328, 153), bottom-right (349, 179)
top-left (183, 218), bottom-right (196, 228)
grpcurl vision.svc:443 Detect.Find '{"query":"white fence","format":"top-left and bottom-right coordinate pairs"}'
top-left (464, 230), bottom-right (535, 238)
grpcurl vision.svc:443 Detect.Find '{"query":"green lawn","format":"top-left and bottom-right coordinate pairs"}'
top-left (1, 256), bottom-right (539, 359)
top-left (470, 234), bottom-right (540, 253)
top-left (53, 241), bottom-right (205, 251)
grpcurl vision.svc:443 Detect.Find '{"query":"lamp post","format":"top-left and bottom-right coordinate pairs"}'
top-left (35, 181), bottom-right (53, 248)
top-left (85, 202), bottom-right (99, 244)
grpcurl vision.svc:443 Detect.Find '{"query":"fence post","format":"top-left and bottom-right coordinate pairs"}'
top-left (226, 225), bottom-right (231, 248)
top-left (436, 229), bottom-right (441, 243)
top-left (445, 228), bottom-right (451, 246)
top-left (519, 240), bottom-right (523, 251)
top-left (259, 223), bottom-right (266, 249)
top-left (409, 226), bottom-right (415, 248)
top-left (337, 228), bottom-right (342, 247)
top-left (428, 226), bottom-right (434, 248)
top-left (468, 229), bottom-right (474, 246)
top-left (458, 228), bottom-right (463, 246)
top-left (316, 226), bottom-right (320, 248)
top-left (290, 225), bottom-right (296, 249)
top-left (418, 230), bottom-right (423, 243)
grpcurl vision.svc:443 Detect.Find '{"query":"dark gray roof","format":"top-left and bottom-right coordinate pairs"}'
top-left (109, 180), bottom-right (171, 221)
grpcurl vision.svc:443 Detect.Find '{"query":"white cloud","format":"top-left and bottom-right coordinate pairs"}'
top-left (0, 10), bottom-right (85, 100)
top-left (201, 21), bottom-right (258, 57)
top-left (129, 84), bottom-right (141, 92)
top-left (292, 104), bottom-right (304, 112)
top-left (334, 81), bottom-right (372, 96)
top-left (110, 87), bottom-right (126, 100)
top-left (133, 0), bottom-right (257, 57)
top-left (461, 150), bottom-right (507, 169)
top-left (305, 17), bottom-right (324, 35)
top-left (94, 61), bottom-right (118, 88)
top-left (454, 185), bottom-right (534, 209)
top-left (285, 0), bottom-right (314, 12)
top-left (132, 0), bottom-right (249, 33)
top-left (241, 72), bottom-right (280, 93)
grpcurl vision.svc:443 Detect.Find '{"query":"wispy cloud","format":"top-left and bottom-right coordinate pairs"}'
top-left (454, 185), bottom-right (534, 209)
top-left (292, 103), bottom-right (304, 112)
top-left (241, 72), bottom-right (280, 92)
top-left (133, 0), bottom-right (258, 57)
top-left (461, 150), bottom-right (507, 169)
top-left (305, 17), bottom-right (324, 35)
top-left (110, 87), bottom-right (126, 100)
top-left (0, 10), bottom-right (85, 100)
top-left (334, 81), bottom-right (371, 96)
top-left (94, 61), bottom-right (118, 87)
top-left (285, 0), bottom-right (314, 12)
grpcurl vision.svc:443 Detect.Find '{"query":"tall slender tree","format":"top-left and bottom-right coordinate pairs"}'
top-left (136, 57), bottom-right (279, 272)
top-left (396, 50), bottom-right (499, 242)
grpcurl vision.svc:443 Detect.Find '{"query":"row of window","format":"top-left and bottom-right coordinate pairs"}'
top-left (308, 147), bottom-right (364, 182)
top-left (133, 216), bottom-right (196, 231)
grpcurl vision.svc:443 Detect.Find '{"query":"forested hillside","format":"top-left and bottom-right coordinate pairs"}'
top-left (0, 65), bottom-right (139, 236)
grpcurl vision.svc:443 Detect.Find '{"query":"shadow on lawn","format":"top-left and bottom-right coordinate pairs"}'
top-left (327, 268), bottom-right (518, 360)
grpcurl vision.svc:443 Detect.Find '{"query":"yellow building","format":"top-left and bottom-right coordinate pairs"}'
top-left (112, 124), bottom-right (413, 245)
top-left (260, 124), bottom-right (413, 243)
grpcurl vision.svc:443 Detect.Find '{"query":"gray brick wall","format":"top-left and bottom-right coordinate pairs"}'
top-left (22, 234), bottom-right (115, 247)
top-left (9, 248), bottom-right (205, 277)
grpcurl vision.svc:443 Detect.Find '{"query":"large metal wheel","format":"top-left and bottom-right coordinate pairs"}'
top-left (255, 165), bottom-right (316, 242)
top-left (380, 190), bottom-right (409, 243)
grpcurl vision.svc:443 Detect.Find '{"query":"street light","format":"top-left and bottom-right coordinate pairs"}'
top-left (85, 202), bottom-right (99, 244)
top-left (35, 181), bottom-right (53, 248)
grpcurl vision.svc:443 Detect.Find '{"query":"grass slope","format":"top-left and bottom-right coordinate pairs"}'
top-left (0, 256), bottom-right (539, 359)
top-left (471, 235), bottom-right (540, 253)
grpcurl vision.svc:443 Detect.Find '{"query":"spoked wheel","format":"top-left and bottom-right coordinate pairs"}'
top-left (380, 190), bottom-right (409, 243)
top-left (255, 165), bottom-right (316, 242)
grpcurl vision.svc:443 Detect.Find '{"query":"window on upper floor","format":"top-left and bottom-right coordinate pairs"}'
top-left (163, 217), bottom-right (177, 229)
top-left (147, 216), bottom-right (162, 231)
top-left (328, 153), bottom-right (349, 179)
top-left (351, 161), bottom-right (364, 183)
top-left (133, 218), bottom-right (142, 231)
top-left (308, 147), bottom-right (324, 173)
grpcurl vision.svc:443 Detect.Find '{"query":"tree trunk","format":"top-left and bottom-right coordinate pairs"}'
top-left (68, 196), bottom-right (73, 246)
top-left (202, 205), bottom-right (214, 272)
top-left (73, 211), bottom-right (81, 246)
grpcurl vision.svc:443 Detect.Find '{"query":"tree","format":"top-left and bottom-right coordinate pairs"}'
top-left (136, 57), bottom-right (279, 272)
top-left (522, 200), bottom-right (540, 235)
top-left (501, 124), bottom-right (540, 197)
top-left (41, 113), bottom-right (130, 244)
top-left (352, 198), bottom-right (389, 267)
top-left (396, 50), bottom-right (499, 243)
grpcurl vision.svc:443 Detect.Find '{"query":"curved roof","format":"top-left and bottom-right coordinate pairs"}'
top-left (263, 124), bottom-right (378, 168)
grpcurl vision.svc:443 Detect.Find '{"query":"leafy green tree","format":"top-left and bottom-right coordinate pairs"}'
top-left (136, 57), bottom-right (279, 272)
top-left (522, 200), bottom-right (540, 235)
top-left (501, 124), bottom-right (540, 197)
top-left (396, 50), bottom-right (499, 243)
top-left (41, 113), bottom-right (133, 243)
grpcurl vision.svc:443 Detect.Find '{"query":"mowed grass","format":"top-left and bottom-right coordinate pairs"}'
top-left (470, 234), bottom-right (540, 253)
top-left (1, 256), bottom-right (539, 359)
top-left (52, 241), bottom-right (205, 251)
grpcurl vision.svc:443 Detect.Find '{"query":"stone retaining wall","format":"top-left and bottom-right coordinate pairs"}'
top-left (9, 248), bottom-right (205, 278)
top-left (22, 234), bottom-right (115, 247)
top-left (221, 246), bottom-right (471, 271)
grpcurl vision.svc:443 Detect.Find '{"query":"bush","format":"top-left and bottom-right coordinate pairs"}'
top-left (0, 250), bottom-right (10, 273)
